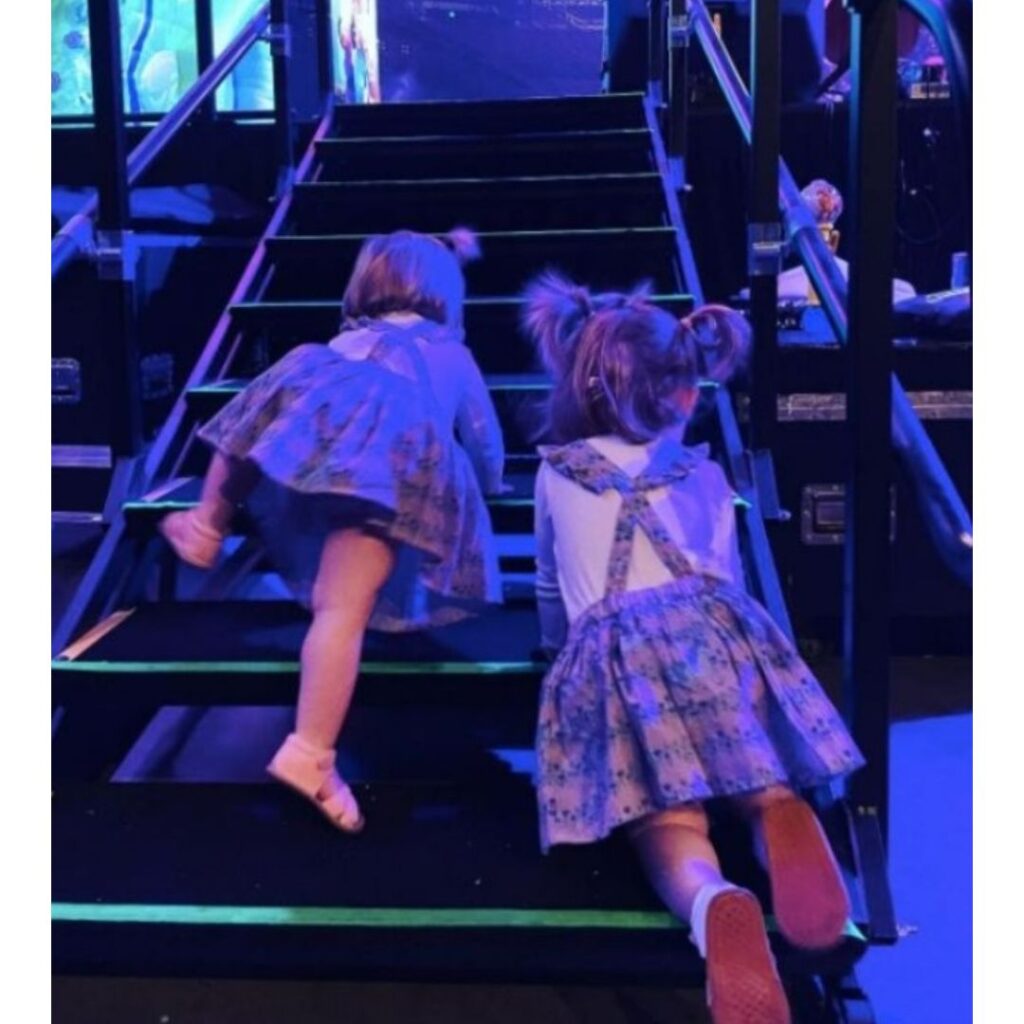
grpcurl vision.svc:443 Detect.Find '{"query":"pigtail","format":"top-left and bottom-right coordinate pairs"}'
top-left (521, 272), bottom-right (595, 378)
top-left (680, 305), bottom-right (751, 385)
top-left (441, 226), bottom-right (482, 267)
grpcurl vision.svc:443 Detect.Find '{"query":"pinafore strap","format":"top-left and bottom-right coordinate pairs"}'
top-left (358, 317), bottom-right (451, 409)
top-left (540, 438), bottom-right (708, 594)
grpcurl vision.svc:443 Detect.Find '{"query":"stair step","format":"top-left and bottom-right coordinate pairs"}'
top-left (53, 600), bottom-right (542, 707)
top-left (289, 175), bottom-right (667, 233)
top-left (262, 228), bottom-right (684, 303)
top-left (315, 129), bottom-right (654, 181)
top-left (330, 94), bottom-right (648, 138)
top-left (124, 471), bottom-right (537, 535)
top-left (187, 374), bottom-right (550, 455)
top-left (52, 778), bottom-right (867, 981)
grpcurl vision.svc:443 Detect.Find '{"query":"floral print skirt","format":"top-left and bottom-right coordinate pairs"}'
top-left (198, 343), bottom-right (502, 631)
top-left (535, 574), bottom-right (864, 851)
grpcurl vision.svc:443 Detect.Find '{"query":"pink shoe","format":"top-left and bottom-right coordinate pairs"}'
top-left (267, 733), bottom-right (365, 834)
top-left (158, 510), bottom-right (224, 569)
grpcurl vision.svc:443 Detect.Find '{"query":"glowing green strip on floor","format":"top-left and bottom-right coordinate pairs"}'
top-left (49, 903), bottom-right (866, 941)
top-left (51, 903), bottom-right (678, 929)
top-left (52, 660), bottom-right (541, 674)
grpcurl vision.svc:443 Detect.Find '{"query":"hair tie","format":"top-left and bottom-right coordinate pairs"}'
top-left (571, 287), bottom-right (594, 317)
top-left (682, 312), bottom-right (718, 349)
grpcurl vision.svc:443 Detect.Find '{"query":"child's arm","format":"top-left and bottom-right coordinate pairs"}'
top-left (455, 350), bottom-right (506, 495)
top-left (718, 466), bottom-right (747, 591)
top-left (535, 464), bottom-right (568, 656)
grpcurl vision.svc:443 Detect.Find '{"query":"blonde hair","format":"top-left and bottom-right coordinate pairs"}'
top-left (522, 273), bottom-right (749, 444)
top-left (342, 228), bottom-right (481, 329)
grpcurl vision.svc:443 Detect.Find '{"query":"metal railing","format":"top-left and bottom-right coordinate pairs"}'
top-left (52, 3), bottom-right (272, 279)
top-left (684, 0), bottom-right (972, 586)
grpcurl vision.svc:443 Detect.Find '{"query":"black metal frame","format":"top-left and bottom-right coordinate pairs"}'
top-left (677, 0), bottom-right (972, 839)
top-left (52, 1), bottom-right (336, 656)
top-left (85, 0), bottom-right (142, 458)
top-left (842, 0), bottom-right (898, 843)
top-left (748, 0), bottom-right (782, 452)
top-left (195, 0), bottom-right (217, 122)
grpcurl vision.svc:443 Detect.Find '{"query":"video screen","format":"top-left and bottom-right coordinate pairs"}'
top-left (52, 1), bottom-right (383, 117)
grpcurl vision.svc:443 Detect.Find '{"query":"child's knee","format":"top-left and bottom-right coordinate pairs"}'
top-left (629, 803), bottom-right (710, 840)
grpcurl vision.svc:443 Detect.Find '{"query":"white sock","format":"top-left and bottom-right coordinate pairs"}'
top-left (689, 881), bottom-right (741, 958)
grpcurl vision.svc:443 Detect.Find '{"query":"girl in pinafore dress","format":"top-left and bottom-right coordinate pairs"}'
top-left (160, 228), bottom-right (504, 832)
top-left (523, 275), bottom-right (865, 1024)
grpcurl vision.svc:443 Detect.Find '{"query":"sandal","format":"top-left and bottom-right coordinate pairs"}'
top-left (159, 510), bottom-right (225, 569)
top-left (705, 889), bottom-right (790, 1024)
top-left (759, 798), bottom-right (849, 951)
top-left (267, 733), bottom-right (365, 834)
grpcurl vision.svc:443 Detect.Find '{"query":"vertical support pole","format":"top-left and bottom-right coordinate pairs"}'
top-left (648, 0), bottom-right (667, 106)
top-left (843, 0), bottom-right (897, 844)
top-left (666, 0), bottom-right (691, 186)
top-left (270, 0), bottom-right (296, 196)
top-left (194, 0), bottom-right (216, 121)
top-left (748, 0), bottom-right (782, 450)
top-left (87, 0), bottom-right (142, 456)
top-left (315, 0), bottom-right (334, 106)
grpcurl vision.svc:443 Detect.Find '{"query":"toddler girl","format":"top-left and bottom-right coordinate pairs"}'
top-left (161, 228), bottom-right (505, 832)
top-left (524, 274), bottom-right (864, 1024)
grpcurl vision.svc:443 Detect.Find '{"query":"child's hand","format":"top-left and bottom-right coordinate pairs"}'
top-left (490, 480), bottom-right (516, 496)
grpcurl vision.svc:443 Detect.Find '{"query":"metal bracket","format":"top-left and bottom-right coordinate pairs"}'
top-left (93, 230), bottom-right (138, 283)
top-left (748, 221), bottom-right (785, 277)
top-left (264, 22), bottom-right (292, 57)
top-left (801, 484), bottom-right (897, 546)
top-left (751, 450), bottom-right (791, 522)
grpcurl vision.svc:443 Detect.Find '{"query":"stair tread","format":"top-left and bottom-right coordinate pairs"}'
top-left (297, 172), bottom-right (662, 188)
top-left (52, 778), bottom-right (867, 982)
top-left (54, 600), bottom-right (540, 669)
top-left (190, 372), bottom-right (551, 395)
top-left (126, 472), bottom-right (536, 511)
top-left (317, 127), bottom-right (651, 147)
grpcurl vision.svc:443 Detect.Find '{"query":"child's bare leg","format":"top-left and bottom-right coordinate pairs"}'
top-left (629, 804), bottom-right (724, 920)
top-left (631, 805), bottom-right (789, 1023)
top-left (731, 786), bottom-right (849, 950)
top-left (268, 528), bottom-right (395, 832)
top-left (295, 529), bottom-right (395, 748)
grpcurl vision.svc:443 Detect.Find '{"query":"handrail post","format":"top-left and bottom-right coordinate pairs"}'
top-left (666, 0), bottom-right (691, 184)
top-left (270, 0), bottom-right (296, 197)
top-left (315, 0), bottom-right (334, 107)
top-left (748, 0), bottom-right (782, 450)
top-left (195, 0), bottom-right (216, 121)
top-left (648, 0), bottom-right (668, 106)
top-left (843, 0), bottom-right (898, 844)
top-left (86, 0), bottom-right (142, 456)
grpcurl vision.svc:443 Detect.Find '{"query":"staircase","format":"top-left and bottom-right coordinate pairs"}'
top-left (52, 93), bottom-right (888, 1016)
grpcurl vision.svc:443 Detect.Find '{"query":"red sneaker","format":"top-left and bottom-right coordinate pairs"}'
top-left (705, 889), bottom-right (790, 1024)
top-left (760, 798), bottom-right (850, 951)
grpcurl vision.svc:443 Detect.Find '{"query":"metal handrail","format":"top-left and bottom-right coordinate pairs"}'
top-left (688, 0), bottom-right (972, 585)
top-left (51, 3), bottom-right (271, 279)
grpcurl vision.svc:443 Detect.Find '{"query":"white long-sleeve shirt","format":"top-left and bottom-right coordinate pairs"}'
top-left (534, 433), bottom-right (744, 649)
top-left (329, 313), bottom-right (505, 494)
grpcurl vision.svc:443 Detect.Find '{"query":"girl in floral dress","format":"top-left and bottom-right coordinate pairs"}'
top-left (161, 228), bottom-right (504, 832)
top-left (523, 274), bottom-right (864, 1024)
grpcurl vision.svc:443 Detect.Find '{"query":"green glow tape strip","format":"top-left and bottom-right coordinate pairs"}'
top-left (50, 903), bottom-right (677, 929)
top-left (52, 660), bottom-right (541, 675)
top-left (50, 903), bottom-right (865, 941)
